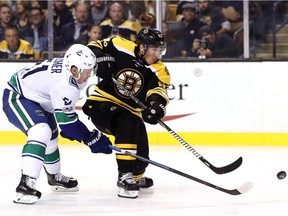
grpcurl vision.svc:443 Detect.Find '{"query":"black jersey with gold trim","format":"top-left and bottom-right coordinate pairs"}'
top-left (87, 37), bottom-right (170, 114)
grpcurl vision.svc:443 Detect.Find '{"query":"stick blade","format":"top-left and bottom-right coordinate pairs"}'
top-left (227, 181), bottom-right (253, 195)
top-left (237, 181), bottom-right (253, 194)
top-left (211, 157), bottom-right (243, 174)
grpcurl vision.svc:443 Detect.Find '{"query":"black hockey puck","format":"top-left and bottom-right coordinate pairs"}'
top-left (277, 171), bottom-right (287, 180)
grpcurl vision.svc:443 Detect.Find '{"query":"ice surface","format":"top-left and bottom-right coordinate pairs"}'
top-left (0, 144), bottom-right (287, 216)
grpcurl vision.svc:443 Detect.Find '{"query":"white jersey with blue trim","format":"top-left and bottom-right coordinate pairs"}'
top-left (8, 58), bottom-right (85, 114)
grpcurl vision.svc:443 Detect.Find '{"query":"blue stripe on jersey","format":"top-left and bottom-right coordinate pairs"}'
top-left (22, 65), bottom-right (49, 79)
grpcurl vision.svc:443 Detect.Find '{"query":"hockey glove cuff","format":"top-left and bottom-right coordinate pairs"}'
top-left (83, 130), bottom-right (112, 154)
top-left (142, 101), bottom-right (166, 125)
top-left (94, 54), bottom-right (115, 85)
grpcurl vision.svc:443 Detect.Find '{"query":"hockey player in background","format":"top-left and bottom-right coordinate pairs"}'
top-left (83, 28), bottom-right (170, 198)
top-left (2, 44), bottom-right (112, 204)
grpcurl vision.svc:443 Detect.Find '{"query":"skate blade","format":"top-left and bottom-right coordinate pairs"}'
top-left (13, 192), bottom-right (39, 204)
top-left (50, 186), bottom-right (79, 192)
top-left (118, 188), bottom-right (138, 199)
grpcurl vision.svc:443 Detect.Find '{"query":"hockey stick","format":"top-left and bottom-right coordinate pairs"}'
top-left (112, 77), bottom-right (243, 174)
top-left (109, 145), bottom-right (253, 195)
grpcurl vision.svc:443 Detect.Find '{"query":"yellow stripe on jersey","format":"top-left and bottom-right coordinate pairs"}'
top-left (115, 143), bottom-right (137, 160)
top-left (116, 155), bottom-right (136, 160)
top-left (88, 86), bottom-right (142, 114)
top-left (112, 37), bottom-right (136, 56)
top-left (87, 40), bottom-right (103, 50)
top-left (150, 62), bottom-right (171, 85)
top-left (115, 144), bottom-right (137, 149)
top-left (147, 87), bottom-right (169, 106)
top-left (133, 173), bottom-right (144, 182)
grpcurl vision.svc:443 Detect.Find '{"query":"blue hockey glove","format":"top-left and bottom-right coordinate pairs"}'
top-left (142, 101), bottom-right (166, 125)
top-left (83, 130), bottom-right (112, 154)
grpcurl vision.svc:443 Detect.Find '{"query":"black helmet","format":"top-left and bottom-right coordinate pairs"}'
top-left (137, 28), bottom-right (165, 46)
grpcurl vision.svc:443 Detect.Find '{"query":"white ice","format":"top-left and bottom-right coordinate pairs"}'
top-left (0, 144), bottom-right (287, 216)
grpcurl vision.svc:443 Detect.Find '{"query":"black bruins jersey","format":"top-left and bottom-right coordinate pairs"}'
top-left (87, 37), bottom-right (170, 116)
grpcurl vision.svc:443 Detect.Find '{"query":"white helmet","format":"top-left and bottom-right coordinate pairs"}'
top-left (63, 44), bottom-right (96, 74)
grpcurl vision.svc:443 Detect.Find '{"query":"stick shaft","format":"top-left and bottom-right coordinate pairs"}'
top-left (109, 145), bottom-right (249, 195)
top-left (111, 77), bottom-right (242, 174)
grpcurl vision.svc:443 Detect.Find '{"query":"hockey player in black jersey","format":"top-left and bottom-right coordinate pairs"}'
top-left (83, 28), bottom-right (170, 198)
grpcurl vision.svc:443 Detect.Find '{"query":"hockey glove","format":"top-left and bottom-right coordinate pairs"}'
top-left (60, 131), bottom-right (76, 141)
top-left (142, 101), bottom-right (166, 125)
top-left (95, 54), bottom-right (116, 85)
top-left (83, 130), bottom-right (112, 154)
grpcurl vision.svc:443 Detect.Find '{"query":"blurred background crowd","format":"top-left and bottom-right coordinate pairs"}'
top-left (0, 0), bottom-right (287, 60)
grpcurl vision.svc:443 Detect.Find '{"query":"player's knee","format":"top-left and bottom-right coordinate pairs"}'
top-left (27, 123), bottom-right (52, 144)
top-left (113, 112), bottom-right (139, 142)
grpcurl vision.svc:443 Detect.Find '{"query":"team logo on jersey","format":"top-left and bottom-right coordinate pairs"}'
top-left (63, 97), bottom-right (72, 105)
top-left (35, 110), bottom-right (44, 116)
top-left (69, 77), bottom-right (79, 89)
top-left (76, 50), bottom-right (83, 56)
top-left (115, 70), bottom-right (143, 98)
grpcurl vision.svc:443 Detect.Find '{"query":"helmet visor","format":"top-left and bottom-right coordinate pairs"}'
top-left (147, 43), bottom-right (167, 57)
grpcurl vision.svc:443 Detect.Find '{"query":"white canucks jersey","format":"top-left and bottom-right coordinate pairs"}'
top-left (7, 58), bottom-right (86, 116)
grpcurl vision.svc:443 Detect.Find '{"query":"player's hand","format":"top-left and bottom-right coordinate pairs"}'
top-left (95, 54), bottom-right (116, 85)
top-left (142, 101), bottom-right (166, 125)
top-left (83, 130), bottom-right (112, 154)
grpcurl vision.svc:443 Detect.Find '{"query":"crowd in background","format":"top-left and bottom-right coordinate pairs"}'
top-left (0, 0), bottom-right (286, 60)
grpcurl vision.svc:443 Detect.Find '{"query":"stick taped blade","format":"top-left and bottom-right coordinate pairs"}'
top-left (237, 182), bottom-right (253, 194)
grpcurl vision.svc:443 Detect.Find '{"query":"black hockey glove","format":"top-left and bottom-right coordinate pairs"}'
top-left (83, 130), bottom-right (112, 154)
top-left (95, 54), bottom-right (116, 85)
top-left (142, 101), bottom-right (166, 125)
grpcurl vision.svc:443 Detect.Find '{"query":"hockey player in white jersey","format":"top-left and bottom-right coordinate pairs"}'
top-left (2, 44), bottom-right (112, 204)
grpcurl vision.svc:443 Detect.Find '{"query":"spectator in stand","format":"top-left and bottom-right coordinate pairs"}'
top-left (76, 24), bottom-right (102, 45)
top-left (122, 0), bottom-right (146, 22)
top-left (11, 0), bottom-right (30, 36)
top-left (0, 3), bottom-right (12, 41)
top-left (100, 1), bottom-right (137, 41)
top-left (177, 1), bottom-right (206, 55)
top-left (187, 25), bottom-right (237, 58)
top-left (53, 0), bottom-right (74, 33)
top-left (219, 1), bottom-right (244, 56)
top-left (0, 24), bottom-right (34, 59)
top-left (21, 6), bottom-right (48, 59)
top-left (175, 0), bottom-right (195, 21)
top-left (146, 0), bottom-right (172, 21)
top-left (30, 0), bottom-right (47, 20)
top-left (196, 0), bottom-right (231, 35)
top-left (139, 12), bottom-right (156, 29)
top-left (54, 2), bottom-right (92, 51)
top-left (162, 21), bottom-right (183, 58)
top-left (90, 0), bottom-right (109, 25)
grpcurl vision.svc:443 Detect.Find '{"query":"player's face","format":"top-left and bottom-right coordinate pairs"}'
top-left (72, 67), bottom-right (92, 83)
top-left (142, 45), bottom-right (166, 64)
top-left (78, 68), bottom-right (92, 83)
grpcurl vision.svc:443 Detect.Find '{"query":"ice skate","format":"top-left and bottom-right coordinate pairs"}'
top-left (117, 172), bottom-right (139, 198)
top-left (45, 168), bottom-right (79, 192)
top-left (136, 176), bottom-right (154, 189)
top-left (13, 174), bottom-right (41, 204)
